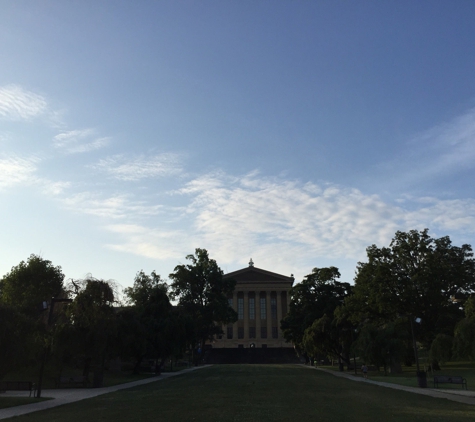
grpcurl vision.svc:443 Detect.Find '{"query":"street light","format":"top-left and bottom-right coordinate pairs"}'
top-left (37, 298), bottom-right (72, 398)
top-left (409, 315), bottom-right (426, 388)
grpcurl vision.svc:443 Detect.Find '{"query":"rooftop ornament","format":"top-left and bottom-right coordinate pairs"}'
top-left (249, 258), bottom-right (254, 267)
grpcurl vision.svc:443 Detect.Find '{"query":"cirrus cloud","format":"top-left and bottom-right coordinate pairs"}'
top-left (53, 129), bottom-right (110, 154)
top-left (92, 153), bottom-right (183, 181)
top-left (0, 155), bottom-right (39, 189)
top-left (0, 85), bottom-right (48, 121)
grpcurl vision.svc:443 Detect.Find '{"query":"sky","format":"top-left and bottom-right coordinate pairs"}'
top-left (1, 1), bottom-right (475, 292)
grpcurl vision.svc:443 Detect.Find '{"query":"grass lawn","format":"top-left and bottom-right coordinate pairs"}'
top-left (321, 361), bottom-right (475, 390)
top-left (1, 363), bottom-right (177, 389)
top-left (4, 364), bottom-right (475, 422)
top-left (0, 397), bottom-right (50, 410)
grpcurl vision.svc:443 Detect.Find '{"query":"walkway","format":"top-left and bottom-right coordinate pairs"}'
top-left (0, 366), bottom-right (211, 420)
top-left (309, 366), bottom-right (475, 406)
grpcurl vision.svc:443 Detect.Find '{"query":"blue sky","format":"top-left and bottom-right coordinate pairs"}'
top-left (1, 1), bottom-right (475, 291)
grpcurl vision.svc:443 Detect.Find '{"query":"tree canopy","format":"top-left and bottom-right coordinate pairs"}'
top-left (123, 270), bottom-right (177, 370)
top-left (281, 266), bottom-right (352, 354)
top-left (345, 229), bottom-right (475, 347)
top-left (169, 248), bottom-right (237, 350)
top-left (0, 254), bottom-right (65, 316)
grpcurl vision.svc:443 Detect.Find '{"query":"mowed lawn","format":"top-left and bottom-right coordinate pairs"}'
top-left (5, 365), bottom-right (475, 422)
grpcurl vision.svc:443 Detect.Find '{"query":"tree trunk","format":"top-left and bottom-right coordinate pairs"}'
top-left (83, 357), bottom-right (92, 378)
top-left (133, 356), bottom-right (143, 374)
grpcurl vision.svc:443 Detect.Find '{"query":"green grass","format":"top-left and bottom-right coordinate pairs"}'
top-left (0, 397), bottom-right (50, 410)
top-left (3, 365), bottom-right (475, 421)
top-left (320, 360), bottom-right (475, 390)
top-left (1, 362), bottom-right (178, 389)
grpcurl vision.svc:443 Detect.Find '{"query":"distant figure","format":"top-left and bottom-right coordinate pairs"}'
top-left (362, 364), bottom-right (368, 379)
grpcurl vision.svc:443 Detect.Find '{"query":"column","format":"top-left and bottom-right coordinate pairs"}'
top-left (266, 290), bottom-right (272, 342)
top-left (255, 291), bottom-right (261, 341)
top-left (233, 290), bottom-right (238, 340)
top-left (243, 290), bottom-right (249, 342)
top-left (276, 290), bottom-right (283, 339)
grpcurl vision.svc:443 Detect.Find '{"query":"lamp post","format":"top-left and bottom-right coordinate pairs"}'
top-left (37, 298), bottom-right (72, 398)
top-left (409, 316), bottom-right (426, 388)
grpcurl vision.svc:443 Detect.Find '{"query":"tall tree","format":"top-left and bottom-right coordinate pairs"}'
top-left (169, 249), bottom-right (237, 354)
top-left (0, 304), bottom-right (34, 379)
top-left (453, 296), bottom-right (475, 360)
top-left (351, 322), bottom-right (407, 374)
top-left (0, 254), bottom-right (65, 316)
top-left (124, 270), bottom-right (175, 371)
top-left (281, 267), bottom-right (352, 354)
top-left (59, 277), bottom-right (117, 382)
top-left (346, 229), bottom-right (475, 347)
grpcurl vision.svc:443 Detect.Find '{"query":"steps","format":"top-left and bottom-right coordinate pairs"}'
top-left (205, 347), bottom-right (299, 364)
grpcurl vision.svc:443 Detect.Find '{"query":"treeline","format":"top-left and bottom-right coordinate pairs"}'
top-left (281, 229), bottom-right (475, 372)
top-left (0, 248), bottom-right (236, 384)
top-left (2, 229), bottom-right (474, 382)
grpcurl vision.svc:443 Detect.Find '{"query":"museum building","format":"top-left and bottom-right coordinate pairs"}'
top-left (212, 259), bottom-right (295, 349)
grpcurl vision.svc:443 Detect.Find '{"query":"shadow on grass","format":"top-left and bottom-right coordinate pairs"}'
top-left (319, 361), bottom-right (475, 391)
top-left (0, 397), bottom-right (51, 410)
top-left (4, 365), bottom-right (475, 422)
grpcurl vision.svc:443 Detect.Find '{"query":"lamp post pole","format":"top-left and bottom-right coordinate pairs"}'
top-left (409, 315), bottom-right (427, 387)
top-left (410, 316), bottom-right (420, 373)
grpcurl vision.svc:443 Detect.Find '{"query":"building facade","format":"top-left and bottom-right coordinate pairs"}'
top-left (213, 260), bottom-right (294, 349)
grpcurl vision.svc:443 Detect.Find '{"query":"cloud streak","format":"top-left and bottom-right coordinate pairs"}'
top-left (105, 224), bottom-right (189, 260)
top-left (92, 153), bottom-right (183, 181)
top-left (53, 129), bottom-right (110, 154)
top-left (0, 85), bottom-right (48, 120)
top-left (0, 155), bottom-right (39, 189)
top-left (61, 192), bottom-right (163, 219)
top-left (380, 107), bottom-right (475, 191)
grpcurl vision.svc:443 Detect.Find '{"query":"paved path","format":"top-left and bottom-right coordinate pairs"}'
top-left (308, 366), bottom-right (475, 406)
top-left (0, 366), bottom-right (212, 420)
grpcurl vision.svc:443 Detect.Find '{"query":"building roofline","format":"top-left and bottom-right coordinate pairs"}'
top-left (223, 266), bottom-right (295, 283)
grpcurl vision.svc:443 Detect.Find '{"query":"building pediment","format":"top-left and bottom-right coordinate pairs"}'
top-left (224, 266), bottom-right (294, 286)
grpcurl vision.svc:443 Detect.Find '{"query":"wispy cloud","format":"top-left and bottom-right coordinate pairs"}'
top-left (92, 153), bottom-right (183, 181)
top-left (53, 129), bottom-right (110, 154)
top-left (405, 196), bottom-right (475, 233)
top-left (0, 154), bottom-right (71, 195)
top-left (0, 85), bottom-right (48, 120)
top-left (0, 155), bottom-right (39, 189)
top-left (40, 180), bottom-right (71, 196)
top-left (61, 192), bottom-right (163, 219)
top-left (105, 224), bottom-right (189, 260)
top-left (381, 107), bottom-right (475, 189)
top-left (51, 169), bottom-right (475, 282)
top-left (178, 173), bottom-right (404, 261)
top-left (172, 172), bottom-right (475, 269)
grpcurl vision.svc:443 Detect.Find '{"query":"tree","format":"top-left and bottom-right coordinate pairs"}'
top-left (124, 270), bottom-right (175, 372)
top-left (0, 304), bottom-right (34, 379)
top-left (302, 314), bottom-right (353, 367)
top-left (0, 254), bottom-right (65, 316)
top-left (429, 334), bottom-right (453, 364)
top-left (281, 267), bottom-right (352, 355)
top-left (346, 229), bottom-right (475, 348)
top-left (169, 249), bottom-right (237, 355)
top-left (453, 296), bottom-right (475, 360)
top-left (115, 307), bottom-right (148, 373)
top-left (351, 322), bottom-right (407, 374)
top-left (59, 277), bottom-right (117, 382)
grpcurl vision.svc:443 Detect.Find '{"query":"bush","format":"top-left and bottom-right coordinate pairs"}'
top-left (429, 334), bottom-right (453, 364)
